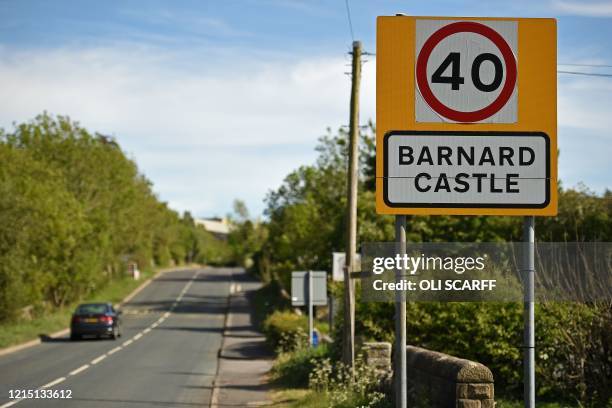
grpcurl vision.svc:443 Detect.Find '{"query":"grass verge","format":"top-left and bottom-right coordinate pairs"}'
top-left (0, 266), bottom-right (162, 349)
top-left (270, 389), bottom-right (327, 407)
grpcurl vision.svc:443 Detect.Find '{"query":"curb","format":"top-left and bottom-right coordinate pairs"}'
top-left (0, 264), bottom-right (203, 358)
top-left (210, 273), bottom-right (236, 408)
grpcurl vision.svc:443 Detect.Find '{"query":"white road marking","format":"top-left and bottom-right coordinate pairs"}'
top-left (69, 364), bottom-right (89, 376)
top-left (91, 355), bottom-right (106, 365)
top-left (41, 377), bottom-right (66, 388)
top-left (0, 269), bottom-right (206, 408)
top-left (0, 399), bottom-right (23, 407)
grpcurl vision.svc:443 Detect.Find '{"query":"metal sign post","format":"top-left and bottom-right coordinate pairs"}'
top-left (523, 217), bottom-right (535, 408)
top-left (395, 216), bottom-right (407, 408)
top-left (376, 16), bottom-right (556, 407)
top-left (308, 271), bottom-right (314, 347)
top-left (291, 271), bottom-right (327, 348)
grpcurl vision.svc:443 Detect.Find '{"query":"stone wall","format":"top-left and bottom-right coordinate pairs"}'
top-left (362, 343), bottom-right (495, 407)
top-left (406, 345), bottom-right (495, 407)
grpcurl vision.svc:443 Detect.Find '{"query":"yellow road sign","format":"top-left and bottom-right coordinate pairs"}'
top-left (376, 16), bottom-right (557, 216)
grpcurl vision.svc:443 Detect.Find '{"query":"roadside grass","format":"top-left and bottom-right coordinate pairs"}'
top-left (0, 266), bottom-right (160, 349)
top-left (270, 389), bottom-right (327, 407)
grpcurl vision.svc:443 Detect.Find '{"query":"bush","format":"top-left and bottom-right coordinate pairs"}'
top-left (0, 114), bottom-right (232, 323)
top-left (262, 310), bottom-right (308, 352)
top-left (271, 344), bottom-right (330, 388)
top-left (308, 355), bottom-right (391, 408)
top-left (353, 300), bottom-right (611, 406)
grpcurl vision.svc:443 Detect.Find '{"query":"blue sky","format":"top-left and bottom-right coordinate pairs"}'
top-left (1, 0), bottom-right (611, 217)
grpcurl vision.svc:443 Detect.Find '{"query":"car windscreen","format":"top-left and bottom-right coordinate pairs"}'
top-left (75, 304), bottom-right (108, 315)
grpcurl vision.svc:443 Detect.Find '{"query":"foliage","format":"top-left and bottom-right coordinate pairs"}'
top-left (0, 267), bottom-right (155, 348)
top-left (0, 113), bottom-right (230, 323)
top-left (253, 125), bottom-right (612, 406)
top-left (271, 344), bottom-right (330, 388)
top-left (227, 199), bottom-right (268, 273)
top-left (252, 280), bottom-right (292, 328)
top-left (262, 310), bottom-right (309, 352)
top-left (350, 300), bottom-right (611, 406)
top-left (308, 355), bottom-right (391, 408)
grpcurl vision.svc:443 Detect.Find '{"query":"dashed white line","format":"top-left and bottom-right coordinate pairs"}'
top-left (0, 399), bottom-right (23, 407)
top-left (41, 377), bottom-right (66, 388)
top-left (0, 270), bottom-right (204, 408)
top-left (91, 355), bottom-right (106, 365)
top-left (69, 364), bottom-right (89, 376)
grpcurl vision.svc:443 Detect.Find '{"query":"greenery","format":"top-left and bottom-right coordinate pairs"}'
top-left (0, 114), bottom-right (232, 325)
top-left (245, 125), bottom-right (612, 406)
top-left (271, 344), bottom-right (331, 388)
top-left (263, 310), bottom-right (310, 352)
top-left (307, 355), bottom-right (391, 408)
top-left (0, 265), bottom-right (159, 348)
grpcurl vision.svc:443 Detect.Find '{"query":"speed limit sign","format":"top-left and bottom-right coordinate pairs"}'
top-left (376, 16), bottom-right (557, 216)
top-left (415, 20), bottom-right (517, 123)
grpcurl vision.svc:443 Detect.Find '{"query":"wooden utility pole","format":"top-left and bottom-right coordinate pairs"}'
top-left (343, 40), bottom-right (361, 369)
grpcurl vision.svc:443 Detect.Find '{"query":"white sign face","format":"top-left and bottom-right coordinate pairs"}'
top-left (384, 131), bottom-right (550, 208)
top-left (332, 252), bottom-right (361, 281)
top-left (415, 20), bottom-right (518, 123)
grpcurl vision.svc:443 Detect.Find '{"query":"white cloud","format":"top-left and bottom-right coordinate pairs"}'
top-left (552, 0), bottom-right (612, 17)
top-left (0, 41), bottom-right (608, 218)
top-left (0, 44), bottom-right (376, 216)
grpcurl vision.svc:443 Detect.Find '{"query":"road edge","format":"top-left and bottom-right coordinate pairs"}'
top-left (209, 271), bottom-right (235, 408)
top-left (0, 264), bottom-right (203, 358)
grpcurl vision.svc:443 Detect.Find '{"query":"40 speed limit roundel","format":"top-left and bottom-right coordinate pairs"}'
top-left (415, 20), bottom-right (518, 123)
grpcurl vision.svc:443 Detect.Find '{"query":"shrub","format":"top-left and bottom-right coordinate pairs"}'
top-left (308, 355), bottom-right (391, 408)
top-left (353, 300), bottom-right (611, 406)
top-left (271, 344), bottom-right (330, 388)
top-left (262, 310), bottom-right (308, 352)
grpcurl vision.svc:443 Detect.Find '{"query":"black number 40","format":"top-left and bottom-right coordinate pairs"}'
top-left (431, 52), bottom-right (503, 92)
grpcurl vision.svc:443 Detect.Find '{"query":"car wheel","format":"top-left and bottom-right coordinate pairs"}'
top-left (111, 326), bottom-right (119, 340)
top-left (70, 333), bottom-right (80, 341)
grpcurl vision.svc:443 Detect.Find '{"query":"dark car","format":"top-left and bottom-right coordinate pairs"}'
top-left (70, 303), bottom-right (122, 340)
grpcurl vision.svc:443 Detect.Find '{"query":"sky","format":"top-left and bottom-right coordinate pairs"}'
top-left (0, 0), bottom-right (611, 218)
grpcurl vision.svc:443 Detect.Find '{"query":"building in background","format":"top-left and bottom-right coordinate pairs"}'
top-left (195, 217), bottom-right (231, 240)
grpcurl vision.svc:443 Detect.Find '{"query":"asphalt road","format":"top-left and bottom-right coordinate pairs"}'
top-left (0, 267), bottom-right (237, 408)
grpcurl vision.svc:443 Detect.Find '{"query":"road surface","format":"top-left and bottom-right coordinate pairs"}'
top-left (0, 267), bottom-right (238, 408)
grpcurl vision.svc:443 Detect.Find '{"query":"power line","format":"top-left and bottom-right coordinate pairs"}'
top-left (559, 63), bottom-right (612, 68)
top-left (344, 0), bottom-right (355, 43)
top-left (558, 70), bottom-right (612, 78)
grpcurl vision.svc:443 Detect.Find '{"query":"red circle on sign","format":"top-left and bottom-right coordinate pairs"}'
top-left (416, 21), bottom-right (517, 123)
